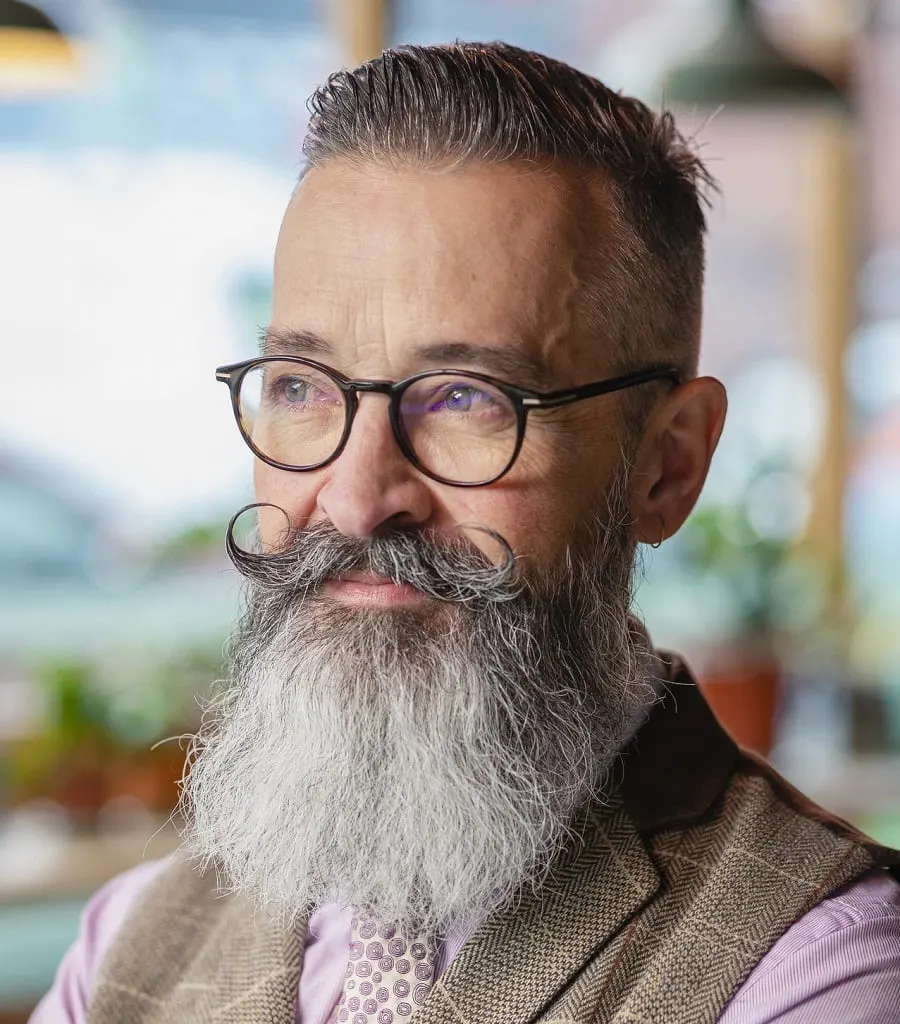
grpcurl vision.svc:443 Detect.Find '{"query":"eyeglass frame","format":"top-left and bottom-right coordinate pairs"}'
top-left (215, 355), bottom-right (681, 488)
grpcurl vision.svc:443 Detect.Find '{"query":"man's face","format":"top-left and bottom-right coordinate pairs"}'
top-left (182, 161), bottom-right (688, 927)
top-left (260, 161), bottom-right (625, 582)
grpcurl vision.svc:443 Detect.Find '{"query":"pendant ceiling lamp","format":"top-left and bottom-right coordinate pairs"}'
top-left (0, 1), bottom-right (80, 97)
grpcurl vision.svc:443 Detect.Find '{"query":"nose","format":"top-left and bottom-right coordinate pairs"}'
top-left (314, 395), bottom-right (435, 536)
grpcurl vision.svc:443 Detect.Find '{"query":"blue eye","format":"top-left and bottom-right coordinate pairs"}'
top-left (401, 375), bottom-right (515, 433)
top-left (266, 375), bottom-right (339, 407)
top-left (282, 378), bottom-right (311, 403)
top-left (429, 384), bottom-right (499, 414)
top-left (443, 386), bottom-right (476, 411)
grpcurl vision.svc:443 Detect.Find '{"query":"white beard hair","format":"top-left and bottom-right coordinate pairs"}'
top-left (180, 499), bottom-right (658, 930)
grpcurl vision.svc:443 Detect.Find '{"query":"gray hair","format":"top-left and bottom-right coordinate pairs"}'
top-left (181, 467), bottom-right (658, 928)
top-left (302, 41), bottom-right (716, 390)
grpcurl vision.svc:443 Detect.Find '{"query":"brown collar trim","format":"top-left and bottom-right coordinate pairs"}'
top-left (620, 651), bottom-right (740, 835)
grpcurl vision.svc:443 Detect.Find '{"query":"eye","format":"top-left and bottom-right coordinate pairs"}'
top-left (279, 377), bottom-right (312, 403)
top-left (429, 383), bottom-right (499, 414)
top-left (400, 375), bottom-right (516, 435)
top-left (265, 374), bottom-right (338, 407)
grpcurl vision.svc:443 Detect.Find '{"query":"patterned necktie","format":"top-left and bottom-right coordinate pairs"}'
top-left (332, 913), bottom-right (438, 1023)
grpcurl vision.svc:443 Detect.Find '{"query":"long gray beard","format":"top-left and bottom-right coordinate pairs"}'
top-left (180, 484), bottom-right (658, 930)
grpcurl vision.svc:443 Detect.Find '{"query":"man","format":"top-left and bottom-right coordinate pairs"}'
top-left (34, 42), bottom-right (900, 1024)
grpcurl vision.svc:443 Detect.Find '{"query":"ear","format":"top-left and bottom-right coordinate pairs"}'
top-left (630, 376), bottom-right (727, 545)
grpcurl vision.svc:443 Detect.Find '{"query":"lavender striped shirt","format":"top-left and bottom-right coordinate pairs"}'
top-left (30, 860), bottom-right (900, 1023)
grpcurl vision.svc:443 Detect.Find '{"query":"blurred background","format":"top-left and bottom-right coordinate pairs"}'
top-left (1, 0), bottom-right (899, 1017)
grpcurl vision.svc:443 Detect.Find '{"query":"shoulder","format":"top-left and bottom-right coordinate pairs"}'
top-left (29, 858), bottom-right (171, 1024)
top-left (720, 869), bottom-right (900, 1024)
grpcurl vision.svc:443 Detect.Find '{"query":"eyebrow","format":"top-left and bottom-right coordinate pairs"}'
top-left (410, 342), bottom-right (551, 389)
top-left (260, 326), bottom-right (331, 358)
top-left (260, 327), bottom-right (552, 389)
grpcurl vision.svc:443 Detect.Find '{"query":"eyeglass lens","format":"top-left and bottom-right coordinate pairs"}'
top-left (237, 362), bottom-right (520, 484)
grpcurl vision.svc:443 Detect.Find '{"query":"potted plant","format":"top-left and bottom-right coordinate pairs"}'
top-left (676, 460), bottom-right (825, 754)
top-left (3, 649), bottom-right (212, 829)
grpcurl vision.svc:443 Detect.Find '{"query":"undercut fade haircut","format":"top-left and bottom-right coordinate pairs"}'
top-left (302, 42), bottom-right (715, 407)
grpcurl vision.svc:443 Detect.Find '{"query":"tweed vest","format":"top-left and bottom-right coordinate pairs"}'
top-left (87, 655), bottom-right (900, 1024)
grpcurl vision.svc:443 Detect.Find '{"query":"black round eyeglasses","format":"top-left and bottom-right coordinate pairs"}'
top-left (215, 356), bottom-right (679, 488)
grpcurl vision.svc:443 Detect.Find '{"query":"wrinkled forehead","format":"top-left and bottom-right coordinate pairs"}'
top-left (271, 161), bottom-right (613, 383)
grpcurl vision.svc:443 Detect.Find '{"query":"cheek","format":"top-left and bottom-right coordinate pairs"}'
top-left (478, 438), bottom-right (617, 563)
top-left (252, 462), bottom-right (320, 543)
top-left (449, 479), bottom-right (593, 569)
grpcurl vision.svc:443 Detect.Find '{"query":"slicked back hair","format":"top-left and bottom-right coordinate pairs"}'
top-left (301, 42), bottom-right (715, 400)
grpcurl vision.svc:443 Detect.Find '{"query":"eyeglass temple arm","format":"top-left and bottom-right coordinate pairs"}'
top-left (521, 367), bottom-right (680, 409)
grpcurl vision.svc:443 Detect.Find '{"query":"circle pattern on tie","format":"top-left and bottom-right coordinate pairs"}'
top-left (332, 915), bottom-right (438, 1024)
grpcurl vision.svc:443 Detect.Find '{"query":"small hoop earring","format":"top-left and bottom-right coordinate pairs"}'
top-left (650, 516), bottom-right (666, 550)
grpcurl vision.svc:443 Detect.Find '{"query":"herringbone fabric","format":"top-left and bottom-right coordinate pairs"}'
top-left (86, 673), bottom-right (900, 1024)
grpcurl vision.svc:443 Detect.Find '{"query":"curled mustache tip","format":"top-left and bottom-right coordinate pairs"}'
top-left (452, 521), bottom-right (518, 586)
top-left (226, 502), bottom-right (292, 563)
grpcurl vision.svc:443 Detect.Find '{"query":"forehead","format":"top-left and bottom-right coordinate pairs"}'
top-left (271, 161), bottom-right (611, 382)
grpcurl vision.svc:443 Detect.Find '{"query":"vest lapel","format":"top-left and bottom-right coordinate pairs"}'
top-left (410, 660), bottom-right (741, 1024)
top-left (412, 797), bottom-right (660, 1024)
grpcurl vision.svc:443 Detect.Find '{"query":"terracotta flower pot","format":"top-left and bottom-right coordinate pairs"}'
top-left (699, 658), bottom-right (781, 756)
top-left (106, 745), bottom-right (186, 812)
